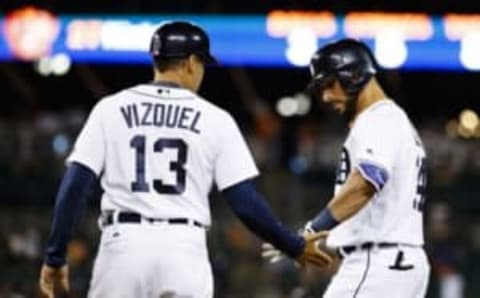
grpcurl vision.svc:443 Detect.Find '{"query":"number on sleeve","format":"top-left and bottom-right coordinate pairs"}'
top-left (413, 157), bottom-right (427, 212)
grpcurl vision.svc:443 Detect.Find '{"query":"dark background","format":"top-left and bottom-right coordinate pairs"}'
top-left (0, 1), bottom-right (479, 298)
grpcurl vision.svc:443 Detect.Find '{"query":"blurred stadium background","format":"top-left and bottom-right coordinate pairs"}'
top-left (0, 1), bottom-right (479, 297)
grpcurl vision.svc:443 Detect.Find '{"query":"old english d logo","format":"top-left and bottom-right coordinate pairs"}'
top-left (335, 146), bottom-right (350, 186)
top-left (3, 7), bottom-right (60, 61)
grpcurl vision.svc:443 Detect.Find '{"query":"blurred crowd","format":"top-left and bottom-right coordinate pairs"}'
top-left (0, 1), bottom-right (479, 297)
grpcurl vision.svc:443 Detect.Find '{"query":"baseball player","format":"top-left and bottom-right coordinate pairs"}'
top-left (38, 21), bottom-right (332, 298)
top-left (307, 39), bottom-right (430, 297)
top-left (264, 39), bottom-right (430, 297)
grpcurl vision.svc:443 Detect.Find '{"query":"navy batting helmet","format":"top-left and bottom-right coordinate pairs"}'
top-left (308, 39), bottom-right (378, 96)
top-left (149, 21), bottom-right (217, 65)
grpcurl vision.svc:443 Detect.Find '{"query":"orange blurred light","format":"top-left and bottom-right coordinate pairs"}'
top-left (3, 6), bottom-right (60, 60)
top-left (266, 10), bottom-right (337, 38)
top-left (444, 14), bottom-right (480, 40)
top-left (67, 20), bottom-right (103, 50)
top-left (344, 12), bottom-right (433, 40)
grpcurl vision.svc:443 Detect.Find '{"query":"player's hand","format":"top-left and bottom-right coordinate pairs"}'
top-left (39, 264), bottom-right (70, 298)
top-left (261, 221), bottom-right (318, 263)
top-left (262, 231), bottom-right (334, 268)
top-left (301, 221), bottom-right (316, 236)
top-left (261, 242), bottom-right (285, 263)
top-left (296, 230), bottom-right (334, 268)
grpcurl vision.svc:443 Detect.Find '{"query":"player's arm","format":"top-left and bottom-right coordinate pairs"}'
top-left (308, 111), bottom-right (394, 232)
top-left (223, 179), bottom-right (332, 266)
top-left (216, 113), bottom-right (331, 266)
top-left (222, 179), bottom-right (303, 258)
top-left (308, 163), bottom-right (386, 232)
top-left (44, 162), bottom-right (98, 266)
top-left (39, 162), bottom-right (98, 296)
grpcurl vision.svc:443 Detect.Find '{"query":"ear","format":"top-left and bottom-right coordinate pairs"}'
top-left (186, 54), bottom-right (196, 74)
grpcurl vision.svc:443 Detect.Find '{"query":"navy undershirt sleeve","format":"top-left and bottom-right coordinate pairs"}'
top-left (310, 208), bottom-right (339, 232)
top-left (222, 179), bottom-right (305, 258)
top-left (44, 162), bottom-right (98, 267)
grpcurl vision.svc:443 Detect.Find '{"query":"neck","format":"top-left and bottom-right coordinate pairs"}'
top-left (153, 70), bottom-right (189, 90)
top-left (349, 78), bottom-right (386, 126)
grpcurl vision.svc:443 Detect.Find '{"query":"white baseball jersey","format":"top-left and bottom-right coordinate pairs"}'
top-left (67, 83), bottom-right (259, 226)
top-left (327, 99), bottom-right (427, 247)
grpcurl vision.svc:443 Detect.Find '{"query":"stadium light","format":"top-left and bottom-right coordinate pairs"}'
top-left (276, 96), bottom-right (298, 117)
top-left (285, 27), bottom-right (318, 66)
top-left (459, 109), bottom-right (479, 131)
top-left (276, 93), bottom-right (312, 117)
top-left (374, 30), bottom-right (408, 69)
top-left (34, 53), bottom-right (72, 76)
top-left (459, 33), bottom-right (480, 70)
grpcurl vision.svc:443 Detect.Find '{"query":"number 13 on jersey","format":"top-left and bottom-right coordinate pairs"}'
top-left (130, 135), bottom-right (188, 195)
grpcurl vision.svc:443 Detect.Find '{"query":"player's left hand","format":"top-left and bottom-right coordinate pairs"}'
top-left (39, 264), bottom-right (70, 298)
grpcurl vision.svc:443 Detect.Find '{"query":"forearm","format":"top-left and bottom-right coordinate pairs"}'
top-left (328, 169), bottom-right (375, 221)
top-left (310, 168), bottom-right (375, 231)
top-left (45, 162), bottom-right (97, 267)
top-left (222, 180), bottom-right (305, 258)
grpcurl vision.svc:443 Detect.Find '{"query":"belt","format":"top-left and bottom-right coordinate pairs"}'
top-left (338, 242), bottom-right (401, 257)
top-left (101, 211), bottom-right (208, 229)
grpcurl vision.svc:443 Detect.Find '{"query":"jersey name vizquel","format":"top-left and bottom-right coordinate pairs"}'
top-left (120, 102), bottom-right (201, 133)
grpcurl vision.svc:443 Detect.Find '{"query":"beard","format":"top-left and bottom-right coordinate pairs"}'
top-left (342, 94), bottom-right (358, 123)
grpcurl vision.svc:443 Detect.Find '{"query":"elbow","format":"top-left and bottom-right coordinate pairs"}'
top-left (353, 181), bottom-right (376, 209)
top-left (360, 182), bottom-right (376, 200)
top-left (352, 169), bottom-right (377, 199)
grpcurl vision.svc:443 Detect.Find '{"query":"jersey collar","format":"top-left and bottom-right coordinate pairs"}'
top-left (133, 82), bottom-right (195, 99)
top-left (147, 81), bottom-right (182, 89)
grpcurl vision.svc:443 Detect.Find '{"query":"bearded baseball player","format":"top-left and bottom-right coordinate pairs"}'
top-left (265, 39), bottom-right (430, 297)
top-left (307, 39), bottom-right (430, 297)
top-left (38, 21), bottom-right (332, 298)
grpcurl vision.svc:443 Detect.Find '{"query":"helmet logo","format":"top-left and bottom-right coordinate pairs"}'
top-left (309, 64), bottom-right (315, 76)
top-left (167, 34), bottom-right (187, 41)
top-left (151, 34), bottom-right (161, 55)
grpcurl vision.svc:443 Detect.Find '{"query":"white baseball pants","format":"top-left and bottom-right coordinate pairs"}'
top-left (88, 222), bottom-right (213, 298)
top-left (324, 245), bottom-right (430, 298)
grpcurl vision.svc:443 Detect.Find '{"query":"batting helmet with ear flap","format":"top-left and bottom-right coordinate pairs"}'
top-left (308, 39), bottom-right (378, 96)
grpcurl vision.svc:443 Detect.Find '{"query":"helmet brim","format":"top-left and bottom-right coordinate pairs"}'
top-left (306, 72), bottom-right (334, 94)
top-left (197, 52), bottom-right (218, 65)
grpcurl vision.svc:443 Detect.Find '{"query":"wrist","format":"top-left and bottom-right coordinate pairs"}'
top-left (44, 254), bottom-right (67, 268)
top-left (293, 236), bottom-right (306, 258)
top-left (310, 208), bottom-right (339, 231)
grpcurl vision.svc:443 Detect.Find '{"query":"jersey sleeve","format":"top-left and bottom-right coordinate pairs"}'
top-left (214, 113), bottom-right (259, 191)
top-left (350, 109), bottom-right (399, 191)
top-left (66, 102), bottom-right (106, 176)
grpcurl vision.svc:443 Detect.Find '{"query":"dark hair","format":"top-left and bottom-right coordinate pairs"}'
top-left (153, 57), bottom-right (188, 72)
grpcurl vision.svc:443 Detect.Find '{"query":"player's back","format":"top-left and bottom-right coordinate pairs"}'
top-left (71, 83), bottom-right (257, 226)
top-left (328, 100), bottom-right (427, 247)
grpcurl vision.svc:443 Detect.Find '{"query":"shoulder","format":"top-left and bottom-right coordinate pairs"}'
top-left (354, 100), bottom-right (407, 131)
